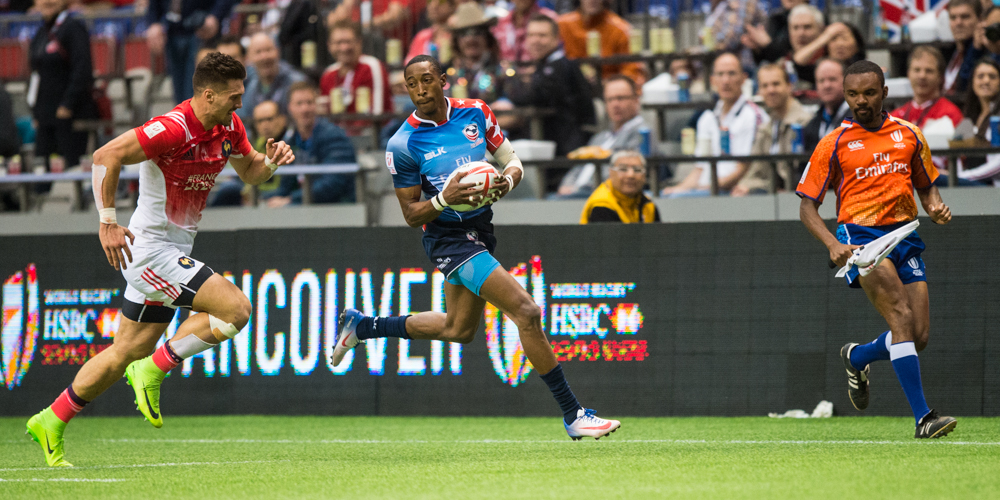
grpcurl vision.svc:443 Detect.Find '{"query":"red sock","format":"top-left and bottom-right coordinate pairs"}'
top-left (50, 386), bottom-right (88, 423)
top-left (151, 342), bottom-right (182, 373)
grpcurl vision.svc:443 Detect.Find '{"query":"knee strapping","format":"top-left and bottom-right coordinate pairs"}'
top-left (209, 314), bottom-right (240, 339)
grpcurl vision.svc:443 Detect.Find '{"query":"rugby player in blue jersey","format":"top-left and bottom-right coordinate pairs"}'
top-left (331, 55), bottom-right (620, 440)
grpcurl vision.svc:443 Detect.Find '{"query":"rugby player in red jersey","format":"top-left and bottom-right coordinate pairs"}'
top-left (26, 53), bottom-right (295, 466)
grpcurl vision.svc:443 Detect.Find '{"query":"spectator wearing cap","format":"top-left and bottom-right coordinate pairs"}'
top-left (240, 33), bottom-right (308, 122)
top-left (945, 0), bottom-right (984, 95)
top-left (493, 0), bottom-right (558, 64)
top-left (406, 0), bottom-right (456, 63)
top-left (447, 3), bottom-right (505, 104)
top-left (580, 150), bottom-right (659, 224)
top-left (320, 21), bottom-right (394, 134)
top-left (732, 63), bottom-right (812, 196)
top-left (557, 0), bottom-right (645, 84)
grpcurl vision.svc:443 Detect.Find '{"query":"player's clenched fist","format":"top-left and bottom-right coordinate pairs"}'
top-left (99, 222), bottom-right (135, 271)
top-left (828, 242), bottom-right (860, 269)
top-left (266, 138), bottom-right (295, 166)
top-left (927, 203), bottom-right (951, 225)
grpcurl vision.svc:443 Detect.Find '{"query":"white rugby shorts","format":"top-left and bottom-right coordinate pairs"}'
top-left (120, 243), bottom-right (214, 323)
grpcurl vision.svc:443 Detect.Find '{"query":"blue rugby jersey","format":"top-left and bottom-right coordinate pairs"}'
top-left (385, 98), bottom-right (506, 222)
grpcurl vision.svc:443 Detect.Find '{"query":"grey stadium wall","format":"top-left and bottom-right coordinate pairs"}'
top-left (1, 218), bottom-right (998, 417)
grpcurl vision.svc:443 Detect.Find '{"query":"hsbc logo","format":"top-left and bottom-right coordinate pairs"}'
top-left (1, 265), bottom-right (40, 390)
top-left (848, 140), bottom-right (865, 151)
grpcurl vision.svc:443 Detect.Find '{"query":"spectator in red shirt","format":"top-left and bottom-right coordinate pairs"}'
top-left (493, 0), bottom-right (557, 64)
top-left (891, 46), bottom-right (963, 129)
top-left (320, 21), bottom-right (394, 134)
top-left (406, 0), bottom-right (456, 63)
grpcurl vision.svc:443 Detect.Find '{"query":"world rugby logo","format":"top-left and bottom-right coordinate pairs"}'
top-left (484, 256), bottom-right (545, 387)
top-left (1, 265), bottom-right (40, 390)
top-left (463, 123), bottom-right (479, 142)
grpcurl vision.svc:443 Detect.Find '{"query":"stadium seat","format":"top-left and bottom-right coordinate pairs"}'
top-left (0, 40), bottom-right (29, 81)
top-left (91, 36), bottom-right (118, 78)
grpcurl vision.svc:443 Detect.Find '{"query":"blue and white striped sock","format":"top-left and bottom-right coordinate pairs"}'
top-left (850, 330), bottom-right (892, 370)
top-left (890, 341), bottom-right (931, 425)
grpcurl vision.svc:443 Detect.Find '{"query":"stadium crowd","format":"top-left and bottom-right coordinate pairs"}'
top-left (1, 0), bottom-right (999, 215)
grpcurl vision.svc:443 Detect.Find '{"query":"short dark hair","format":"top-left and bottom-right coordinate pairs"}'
top-left (757, 62), bottom-right (790, 83)
top-left (193, 52), bottom-right (246, 92)
top-left (603, 74), bottom-right (638, 95)
top-left (909, 45), bottom-right (945, 77)
top-left (949, 0), bottom-right (983, 18)
top-left (216, 34), bottom-right (244, 58)
top-left (330, 20), bottom-right (363, 41)
top-left (527, 13), bottom-right (559, 37)
top-left (844, 60), bottom-right (885, 88)
top-left (288, 80), bottom-right (317, 99)
top-left (404, 54), bottom-right (443, 77)
top-left (985, 5), bottom-right (1000, 19)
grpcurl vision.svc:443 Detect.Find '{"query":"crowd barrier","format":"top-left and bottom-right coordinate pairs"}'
top-left (1, 219), bottom-right (997, 417)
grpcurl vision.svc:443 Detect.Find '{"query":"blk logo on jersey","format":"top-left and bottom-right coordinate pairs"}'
top-left (463, 123), bottom-right (479, 142)
top-left (222, 139), bottom-right (233, 158)
top-left (177, 257), bottom-right (196, 269)
top-left (424, 147), bottom-right (446, 160)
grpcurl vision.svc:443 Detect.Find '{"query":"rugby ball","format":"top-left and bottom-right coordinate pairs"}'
top-left (441, 161), bottom-right (499, 212)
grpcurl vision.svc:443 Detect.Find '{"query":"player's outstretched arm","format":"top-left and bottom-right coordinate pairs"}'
top-left (395, 172), bottom-right (484, 227)
top-left (916, 185), bottom-right (952, 225)
top-left (92, 130), bottom-right (148, 271)
top-left (799, 197), bottom-right (858, 267)
top-left (230, 138), bottom-right (295, 185)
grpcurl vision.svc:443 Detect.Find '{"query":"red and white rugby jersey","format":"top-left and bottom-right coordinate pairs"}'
top-left (131, 100), bottom-right (254, 250)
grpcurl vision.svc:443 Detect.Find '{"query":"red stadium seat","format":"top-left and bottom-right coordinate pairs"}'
top-left (91, 36), bottom-right (118, 78)
top-left (0, 40), bottom-right (29, 81)
top-left (124, 36), bottom-right (165, 74)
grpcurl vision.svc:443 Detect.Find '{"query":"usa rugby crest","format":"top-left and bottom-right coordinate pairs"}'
top-left (463, 123), bottom-right (479, 142)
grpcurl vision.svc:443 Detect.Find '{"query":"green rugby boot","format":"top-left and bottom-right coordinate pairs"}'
top-left (25, 408), bottom-right (72, 467)
top-left (125, 356), bottom-right (166, 428)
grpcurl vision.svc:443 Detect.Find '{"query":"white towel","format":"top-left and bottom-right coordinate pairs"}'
top-left (836, 220), bottom-right (920, 278)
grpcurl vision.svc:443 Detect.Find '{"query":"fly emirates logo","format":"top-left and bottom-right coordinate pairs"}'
top-left (856, 152), bottom-right (908, 180)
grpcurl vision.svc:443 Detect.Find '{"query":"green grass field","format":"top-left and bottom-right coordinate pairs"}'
top-left (2, 415), bottom-right (998, 499)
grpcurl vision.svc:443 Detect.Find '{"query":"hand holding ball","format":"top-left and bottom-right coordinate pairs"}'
top-left (441, 162), bottom-right (500, 212)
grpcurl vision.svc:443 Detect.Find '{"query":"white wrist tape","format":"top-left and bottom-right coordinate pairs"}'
top-left (99, 208), bottom-right (117, 225)
top-left (430, 193), bottom-right (448, 211)
top-left (504, 174), bottom-right (514, 191)
top-left (491, 139), bottom-right (522, 172)
top-left (209, 314), bottom-right (241, 339)
top-left (264, 154), bottom-right (278, 174)
top-left (92, 164), bottom-right (108, 210)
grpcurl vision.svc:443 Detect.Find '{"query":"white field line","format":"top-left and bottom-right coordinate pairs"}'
top-left (0, 478), bottom-right (126, 482)
top-left (0, 460), bottom-right (287, 473)
top-left (93, 438), bottom-right (1000, 446)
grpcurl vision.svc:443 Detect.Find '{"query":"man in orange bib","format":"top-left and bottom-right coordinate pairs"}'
top-left (797, 60), bottom-right (956, 439)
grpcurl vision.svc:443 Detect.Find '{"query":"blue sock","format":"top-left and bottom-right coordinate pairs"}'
top-left (355, 316), bottom-right (411, 340)
top-left (539, 364), bottom-right (582, 424)
top-left (850, 330), bottom-right (892, 370)
top-left (890, 342), bottom-right (931, 425)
